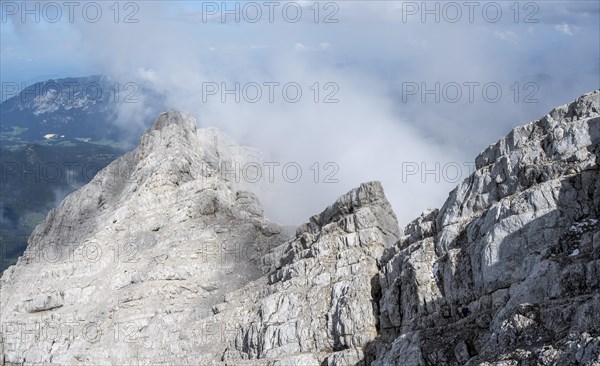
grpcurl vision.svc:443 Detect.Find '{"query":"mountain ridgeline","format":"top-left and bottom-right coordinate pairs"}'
top-left (0, 90), bottom-right (599, 365)
top-left (2, 76), bottom-right (118, 147)
top-left (1, 75), bottom-right (163, 147)
top-left (0, 76), bottom-right (168, 272)
top-left (0, 76), bottom-right (136, 272)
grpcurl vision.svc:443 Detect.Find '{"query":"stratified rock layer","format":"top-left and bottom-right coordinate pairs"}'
top-left (1, 90), bottom-right (599, 365)
top-left (373, 90), bottom-right (600, 365)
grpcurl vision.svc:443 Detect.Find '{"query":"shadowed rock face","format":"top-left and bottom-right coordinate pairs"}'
top-left (1, 91), bottom-right (599, 365)
top-left (372, 90), bottom-right (600, 366)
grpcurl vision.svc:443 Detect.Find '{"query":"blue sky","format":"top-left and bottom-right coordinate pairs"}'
top-left (1, 0), bottom-right (599, 224)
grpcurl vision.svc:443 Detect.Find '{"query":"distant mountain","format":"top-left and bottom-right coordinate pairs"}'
top-left (1, 76), bottom-right (120, 147)
top-left (1, 75), bottom-right (166, 148)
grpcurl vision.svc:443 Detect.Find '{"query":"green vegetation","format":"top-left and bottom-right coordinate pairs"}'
top-left (87, 138), bottom-right (125, 149)
top-left (54, 140), bottom-right (78, 147)
top-left (0, 143), bottom-right (125, 272)
top-left (0, 126), bottom-right (29, 140)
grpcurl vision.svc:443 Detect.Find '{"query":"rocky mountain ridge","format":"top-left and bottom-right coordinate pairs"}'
top-left (0, 90), bottom-right (598, 365)
top-left (0, 75), bottom-right (164, 147)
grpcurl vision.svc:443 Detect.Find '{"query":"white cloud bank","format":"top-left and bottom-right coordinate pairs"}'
top-left (3, 1), bottom-right (598, 226)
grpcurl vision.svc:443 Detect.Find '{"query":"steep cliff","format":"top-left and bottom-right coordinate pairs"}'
top-left (373, 90), bottom-right (600, 365)
top-left (1, 90), bottom-right (598, 365)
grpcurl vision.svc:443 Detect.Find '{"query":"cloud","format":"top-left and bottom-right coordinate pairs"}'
top-left (493, 31), bottom-right (517, 42)
top-left (554, 23), bottom-right (578, 36)
top-left (68, 2), bottom-right (600, 224)
top-left (136, 68), bottom-right (159, 83)
top-left (294, 43), bottom-right (307, 52)
top-left (3, 1), bottom-right (598, 226)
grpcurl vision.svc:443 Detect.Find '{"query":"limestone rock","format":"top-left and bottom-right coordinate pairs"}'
top-left (1, 91), bottom-right (599, 365)
top-left (372, 90), bottom-right (600, 364)
top-left (0, 111), bottom-right (290, 365)
top-left (219, 181), bottom-right (400, 365)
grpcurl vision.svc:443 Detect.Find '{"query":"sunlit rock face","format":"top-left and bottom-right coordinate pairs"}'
top-left (1, 90), bottom-right (599, 365)
top-left (0, 111), bottom-right (292, 365)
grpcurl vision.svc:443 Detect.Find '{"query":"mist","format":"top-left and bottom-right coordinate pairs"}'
top-left (3, 1), bottom-right (598, 226)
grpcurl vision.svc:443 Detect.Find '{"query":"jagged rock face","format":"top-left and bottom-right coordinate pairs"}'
top-left (1, 91), bottom-right (599, 366)
top-left (218, 181), bottom-right (401, 365)
top-left (0, 111), bottom-right (292, 364)
top-left (373, 90), bottom-right (600, 365)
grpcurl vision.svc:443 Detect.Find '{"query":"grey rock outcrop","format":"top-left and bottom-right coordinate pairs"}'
top-left (0, 111), bottom-right (292, 364)
top-left (1, 90), bottom-right (598, 365)
top-left (218, 180), bottom-right (401, 365)
top-left (372, 90), bottom-right (600, 365)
